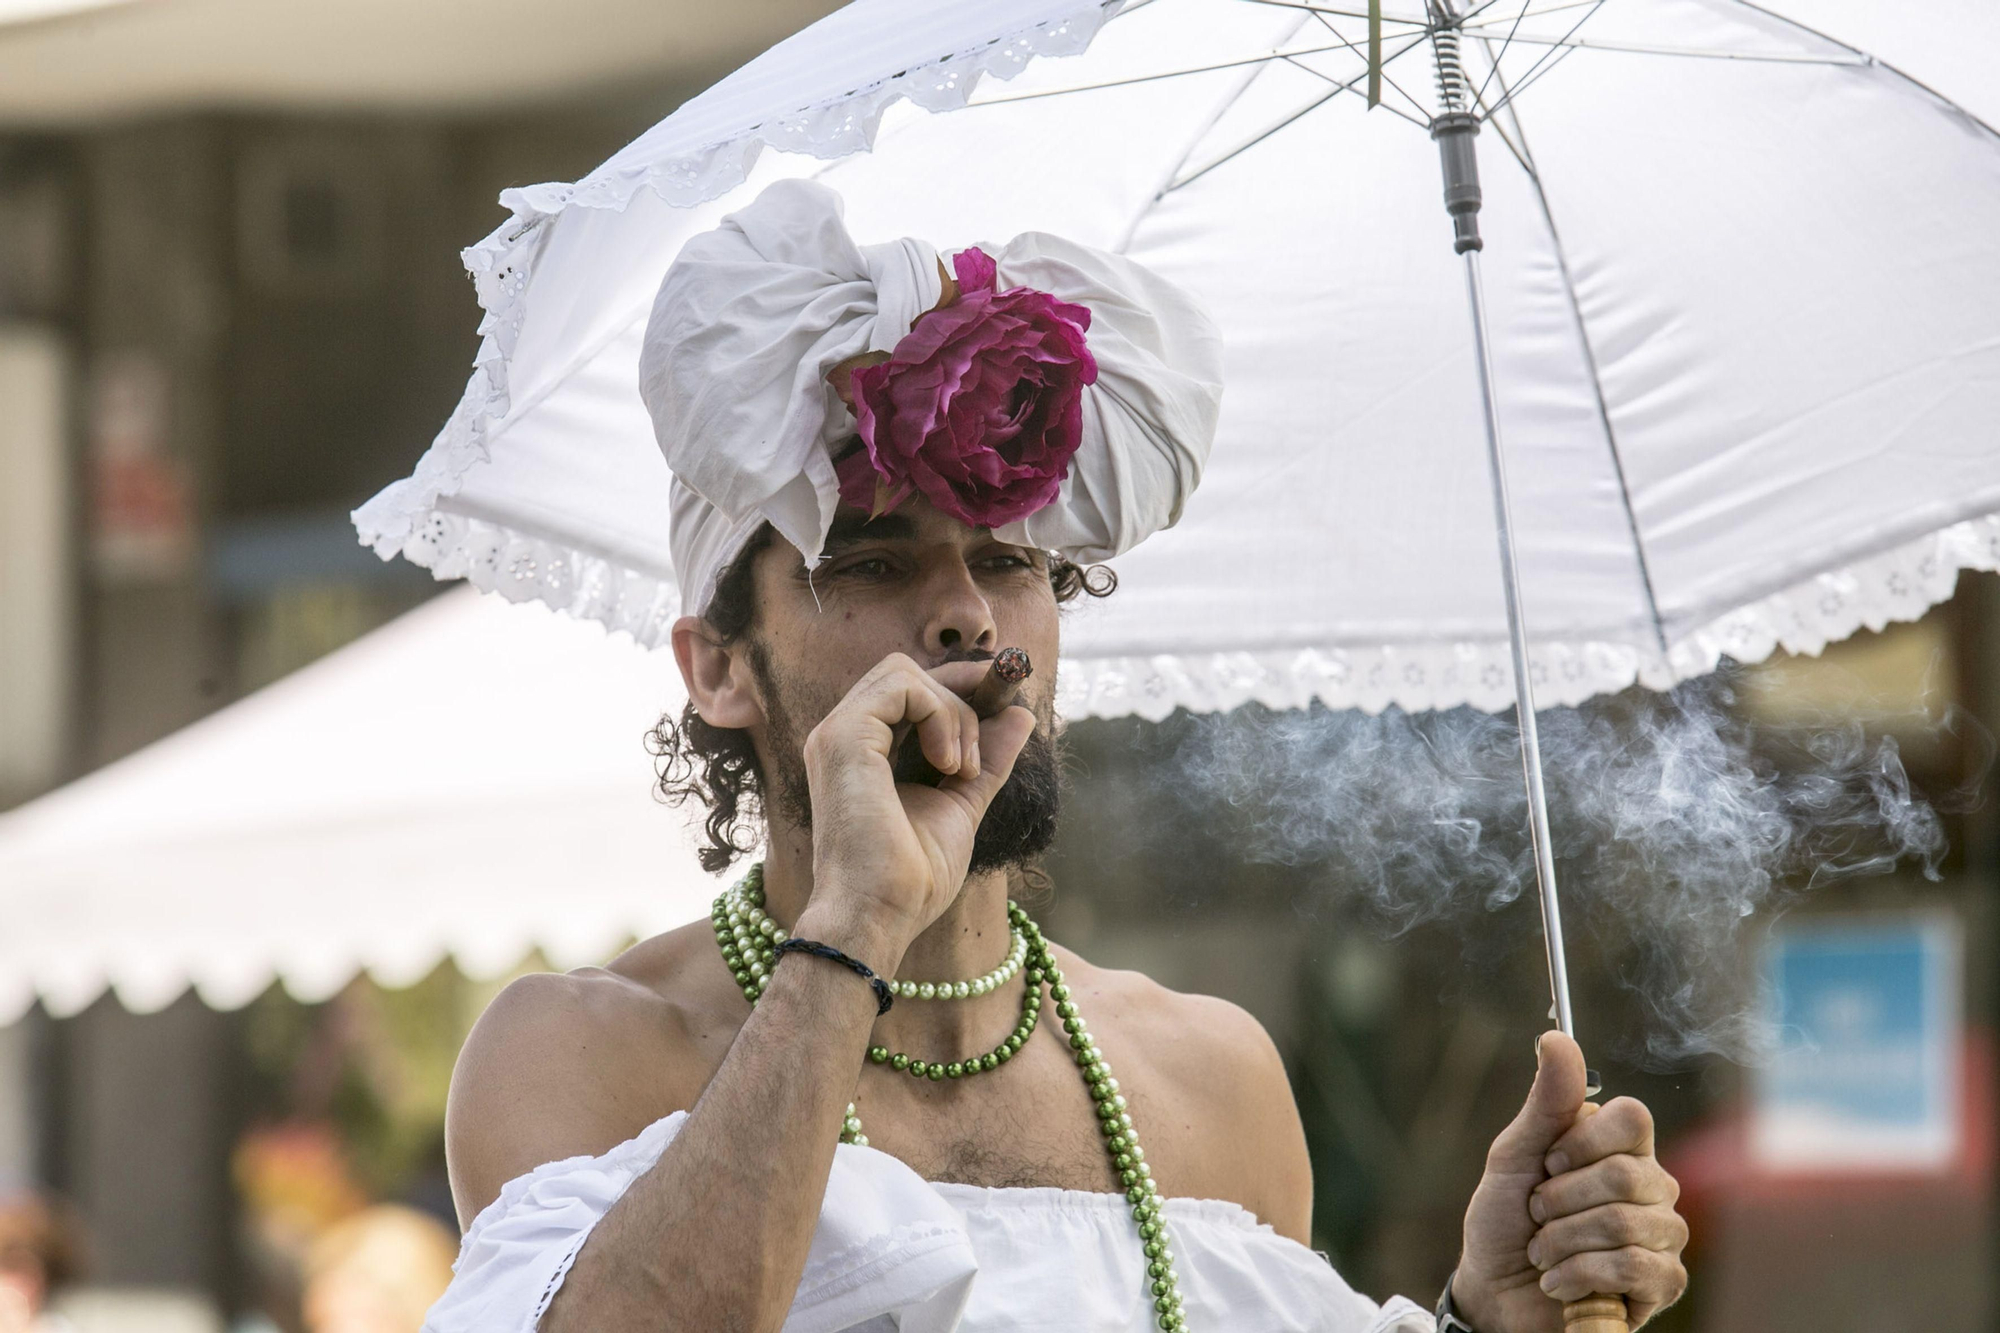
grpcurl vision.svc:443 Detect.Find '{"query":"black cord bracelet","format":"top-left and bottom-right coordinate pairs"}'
top-left (773, 937), bottom-right (895, 1016)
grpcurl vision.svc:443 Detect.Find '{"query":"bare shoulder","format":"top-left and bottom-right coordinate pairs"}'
top-left (1049, 945), bottom-right (1314, 1243)
top-left (443, 919), bottom-right (738, 1229)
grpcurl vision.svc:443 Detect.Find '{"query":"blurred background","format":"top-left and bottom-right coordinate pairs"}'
top-left (0, 2), bottom-right (1992, 1332)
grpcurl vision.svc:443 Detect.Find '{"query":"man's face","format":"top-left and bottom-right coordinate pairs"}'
top-left (742, 495), bottom-right (1066, 872)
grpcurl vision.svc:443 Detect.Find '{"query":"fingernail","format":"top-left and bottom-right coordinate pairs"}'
top-left (1526, 1240), bottom-right (1545, 1270)
top-left (1545, 1152), bottom-right (1570, 1176)
top-left (1540, 1271), bottom-right (1559, 1294)
top-left (967, 743), bottom-right (980, 776)
top-left (1529, 1192), bottom-right (1547, 1224)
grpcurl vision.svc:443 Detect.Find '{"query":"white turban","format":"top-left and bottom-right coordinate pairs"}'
top-left (638, 179), bottom-right (1224, 614)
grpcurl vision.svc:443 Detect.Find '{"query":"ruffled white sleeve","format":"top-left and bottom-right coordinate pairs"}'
top-left (421, 1110), bottom-right (980, 1333)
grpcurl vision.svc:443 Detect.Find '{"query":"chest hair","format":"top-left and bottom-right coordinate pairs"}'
top-left (867, 1083), bottom-right (1126, 1193)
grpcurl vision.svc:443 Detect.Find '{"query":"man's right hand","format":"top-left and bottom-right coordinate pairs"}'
top-left (799, 653), bottom-right (1035, 960)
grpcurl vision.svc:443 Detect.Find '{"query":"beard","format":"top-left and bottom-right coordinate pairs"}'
top-left (753, 645), bottom-right (1063, 873)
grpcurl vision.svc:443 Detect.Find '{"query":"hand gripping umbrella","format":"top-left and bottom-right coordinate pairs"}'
top-left (355, 3), bottom-right (2000, 1323)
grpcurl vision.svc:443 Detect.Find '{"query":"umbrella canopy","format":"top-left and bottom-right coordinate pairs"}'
top-left (0, 588), bottom-right (707, 1023)
top-left (356, 0), bottom-right (2000, 719)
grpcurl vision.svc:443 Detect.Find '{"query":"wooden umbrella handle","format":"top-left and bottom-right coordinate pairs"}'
top-left (1563, 1295), bottom-right (1629, 1331)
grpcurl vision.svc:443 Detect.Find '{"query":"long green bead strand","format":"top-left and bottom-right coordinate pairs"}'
top-left (1038, 921), bottom-right (1186, 1330)
top-left (711, 869), bottom-right (1187, 1330)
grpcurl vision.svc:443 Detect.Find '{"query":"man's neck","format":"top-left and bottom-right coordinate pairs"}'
top-left (757, 828), bottom-right (1023, 1051)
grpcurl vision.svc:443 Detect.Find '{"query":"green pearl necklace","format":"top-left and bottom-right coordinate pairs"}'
top-left (709, 864), bottom-right (1189, 1332)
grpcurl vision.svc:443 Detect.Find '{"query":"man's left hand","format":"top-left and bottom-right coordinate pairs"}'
top-left (1451, 1031), bottom-right (1688, 1331)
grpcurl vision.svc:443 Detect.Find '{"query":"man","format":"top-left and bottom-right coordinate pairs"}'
top-left (420, 180), bottom-right (1687, 1332)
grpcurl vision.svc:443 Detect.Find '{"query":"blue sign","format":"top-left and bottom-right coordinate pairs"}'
top-left (1753, 913), bottom-right (1959, 1171)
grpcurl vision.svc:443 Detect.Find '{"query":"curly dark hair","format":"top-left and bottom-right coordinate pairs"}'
top-left (646, 526), bottom-right (1115, 872)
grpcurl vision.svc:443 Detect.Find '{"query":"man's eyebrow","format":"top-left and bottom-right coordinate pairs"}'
top-left (819, 512), bottom-right (919, 552)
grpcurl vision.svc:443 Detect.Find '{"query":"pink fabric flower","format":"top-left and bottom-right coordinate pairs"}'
top-left (836, 247), bottom-right (1097, 529)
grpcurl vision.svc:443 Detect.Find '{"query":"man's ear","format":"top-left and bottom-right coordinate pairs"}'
top-left (671, 615), bottom-right (765, 729)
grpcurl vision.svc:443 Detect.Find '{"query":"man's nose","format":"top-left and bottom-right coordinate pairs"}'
top-left (922, 560), bottom-right (998, 659)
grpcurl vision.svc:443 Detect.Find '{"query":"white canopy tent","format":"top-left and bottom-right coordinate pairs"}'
top-left (0, 587), bottom-right (713, 1023)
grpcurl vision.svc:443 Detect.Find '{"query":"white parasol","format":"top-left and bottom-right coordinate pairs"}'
top-left (355, 0), bottom-right (2000, 720)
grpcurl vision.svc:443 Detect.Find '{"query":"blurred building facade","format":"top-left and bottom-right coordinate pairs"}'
top-left (0, 54), bottom-right (771, 1325)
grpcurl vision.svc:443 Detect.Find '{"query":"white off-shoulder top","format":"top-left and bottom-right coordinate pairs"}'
top-left (424, 1110), bottom-right (1432, 1333)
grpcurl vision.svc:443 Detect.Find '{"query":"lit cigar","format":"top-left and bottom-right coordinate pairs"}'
top-left (967, 647), bottom-right (1034, 719)
top-left (892, 648), bottom-right (1034, 785)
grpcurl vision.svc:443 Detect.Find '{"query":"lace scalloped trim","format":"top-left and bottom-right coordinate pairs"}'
top-left (386, 510), bottom-right (684, 648)
top-left (526, 3), bottom-right (1117, 217)
top-left (352, 2), bottom-right (1116, 564)
top-left (370, 490), bottom-right (2000, 721)
top-left (1051, 512), bottom-right (2000, 719)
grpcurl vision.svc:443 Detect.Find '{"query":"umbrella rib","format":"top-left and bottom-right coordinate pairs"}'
top-left (1471, 32), bottom-right (1869, 64)
top-left (1477, 46), bottom-right (1673, 661)
top-left (966, 37), bottom-right (1396, 106)
top-left (1470, 0), bottom-right (1536, 108)
top-left (1470, 82), bottom-right (1537, 177)
top-left (1724, 0), bottom-right (2000, 145)
top-left (1240, 0), bottom-right (1525, 23)
top-left (1167, 89), bottom-right (1345, 194)
top-left (1474, 0), bottom-right (1603, 120)
top-left (1111, 10), bottom-right (1317, 252)
top-left (1458, 0), bottom-right (1604, 27)
top-left (1234, 0), bottom-right (1434, 26)
top-left (1284, 53), bottom-right (1432, 128)
top-left (1305, 7), bottom-right (1434, 126)
top-left (1164, 30), bottom-right (1436, 193)
top-left (1476, 35), bottom-right (1581, 117)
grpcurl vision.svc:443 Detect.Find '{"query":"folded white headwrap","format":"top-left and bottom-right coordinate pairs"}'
top-left (639, 179), bottom-right (1224, 614)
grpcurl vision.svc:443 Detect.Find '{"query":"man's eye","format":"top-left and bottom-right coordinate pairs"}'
top-left (835, 558), bottom-right (893, 578)
top-left (980, 554), bottom-right (1035, 572)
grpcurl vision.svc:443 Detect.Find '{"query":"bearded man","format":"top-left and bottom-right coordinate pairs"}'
top-left (411, 180), bottom-right (1687, 1333)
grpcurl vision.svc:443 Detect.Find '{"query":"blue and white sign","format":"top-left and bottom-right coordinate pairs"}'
top-left (1752, 912), bottom-right (1961, 1172)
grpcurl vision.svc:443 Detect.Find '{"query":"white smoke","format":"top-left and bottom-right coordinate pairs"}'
top-left (1168, 666), bottom-right (1989, 1067)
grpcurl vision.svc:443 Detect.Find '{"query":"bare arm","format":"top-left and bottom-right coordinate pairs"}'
top-left (448, 654), bottom-right (1035, 1333)
top-left (543, 909), bottom-right (902, 1331)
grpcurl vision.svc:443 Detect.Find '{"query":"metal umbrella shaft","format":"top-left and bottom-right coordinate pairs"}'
top-left (1428, 31), bottom-right (1628, 1333)
top-left (1462, 247), bottom-right (1576, 1042)
top-left (1428, 57), bottom-right (1578, 1043)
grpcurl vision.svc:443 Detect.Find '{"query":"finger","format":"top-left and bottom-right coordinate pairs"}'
top-left (1484, 1031), bottom-right (1590, 1179)
top-left (850, 658), bottom-right (976, 776)
top-left (1538, 1246), bottom-right (1688, 1309)
top-left (955, 690), bottom-right (983, 778)
top-left (1532, 1153), bottom-right (1679, 1222)
top-left (1545, 1096), bottom-right (1655, 1176)
top-left (892, 675), bottom-right (970, 775)
top-left (938, 706), bottom-right (1036, 814)
top-left (1527, 1201), bottom-right (1689, 1271)
top-left (914, 660), bottom-right (1013, 778)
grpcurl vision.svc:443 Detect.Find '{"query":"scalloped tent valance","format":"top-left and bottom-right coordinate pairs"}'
top-left (0, 589), bottom-right (705, 1022)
